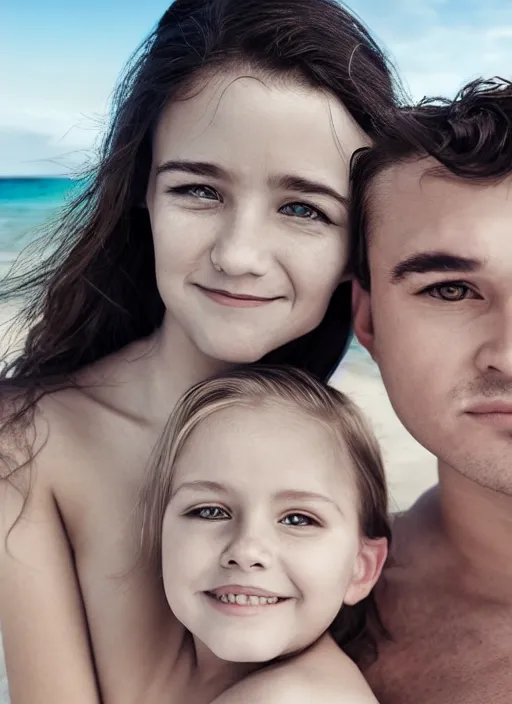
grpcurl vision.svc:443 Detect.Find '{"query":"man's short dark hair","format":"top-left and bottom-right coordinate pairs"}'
top-left (350, 77), bottom-right (512, 290)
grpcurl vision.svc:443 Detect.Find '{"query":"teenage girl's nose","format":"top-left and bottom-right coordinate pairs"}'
top-left (474, 301), bottom-right (512, 378)
top-left (209, 204), bottom-right (271, 278)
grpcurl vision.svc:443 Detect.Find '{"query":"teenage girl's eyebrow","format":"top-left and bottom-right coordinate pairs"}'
top-left (270, 174), bottom-right (349, 209)
top-left (390, 251), bottom-right (481, 284)
top-left (156, 160), bottom-right (228, 180)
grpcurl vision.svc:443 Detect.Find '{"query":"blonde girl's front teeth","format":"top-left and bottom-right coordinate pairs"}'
top-left (217, 593), bottom-right (279, 605)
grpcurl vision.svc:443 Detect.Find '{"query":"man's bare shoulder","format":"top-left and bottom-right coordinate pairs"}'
top-left (390, 485), bottom-right (440, 541)
top-left (372, 486), bottom-right (445, 637)
top-left (212, 636), bottom-right (377, 704)
top-left (363, 486), bottom-right (512, 704)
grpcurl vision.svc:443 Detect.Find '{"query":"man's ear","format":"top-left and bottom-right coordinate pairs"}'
top-left (352, 280), bottom-right (377, 359)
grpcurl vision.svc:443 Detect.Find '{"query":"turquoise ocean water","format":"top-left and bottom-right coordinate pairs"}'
top-left (0, 177), bottom-right (376, 372)
top-left (0, 177), bottom-right (80, 276)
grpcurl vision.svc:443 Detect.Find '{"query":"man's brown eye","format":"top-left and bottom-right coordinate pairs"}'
top-left (428, 284), bottom-right (471, 301)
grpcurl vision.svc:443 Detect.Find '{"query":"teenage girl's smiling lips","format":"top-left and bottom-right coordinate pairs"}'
top-left (195, 284), bottom-right (283, 308)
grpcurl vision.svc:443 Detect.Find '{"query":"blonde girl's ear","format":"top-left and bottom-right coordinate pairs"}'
top-left (343, 537), bottom-right (388, 606)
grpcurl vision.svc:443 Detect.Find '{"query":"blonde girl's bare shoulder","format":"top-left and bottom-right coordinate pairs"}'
top-left (210, 634), bottom-right (379, 704)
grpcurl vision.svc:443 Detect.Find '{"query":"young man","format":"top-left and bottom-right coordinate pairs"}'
top-left (350, 78), bottom-right (512, 703)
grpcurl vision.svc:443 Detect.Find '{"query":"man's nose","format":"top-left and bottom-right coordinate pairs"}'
top-left (475, 301), bottom-right (512, 378)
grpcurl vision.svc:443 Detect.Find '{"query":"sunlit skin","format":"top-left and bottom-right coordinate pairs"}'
top-left (353, 158), bottom-right (512, 704)
top-left (0, 67), bottom-right (374, 704)
top-left (161, 402), bottom-right (385, 677)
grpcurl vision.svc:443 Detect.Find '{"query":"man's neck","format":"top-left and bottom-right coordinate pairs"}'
top-left (437, 463), bottom-right (512, 597)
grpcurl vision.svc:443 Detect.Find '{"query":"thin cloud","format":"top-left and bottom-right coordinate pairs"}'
top-left (363, 0), bottom-right (512, 100)
top-left (1, 0), bottom-right (511, 175)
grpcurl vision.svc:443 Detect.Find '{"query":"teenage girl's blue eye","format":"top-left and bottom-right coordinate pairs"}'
top-left (189, 185), bottom-right (219, 200)
top-left (168, 184), bottom-right (220, 200)
top-left (189, 506), bottom-right (229, 520)
top-left (281, 513), bottom-right (317, 527)
top-left (280, 202), bottom-right (328, 222)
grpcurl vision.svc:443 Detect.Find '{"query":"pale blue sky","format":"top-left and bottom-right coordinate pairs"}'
top-left (2, 0), bottom-right (512, 176)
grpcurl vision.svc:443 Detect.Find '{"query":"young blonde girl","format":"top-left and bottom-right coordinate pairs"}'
top-left (139, 365), bottom-right (390, 703)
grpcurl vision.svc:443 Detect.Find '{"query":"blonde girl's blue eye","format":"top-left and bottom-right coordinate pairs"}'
top-left (187, 506), bottom-right (230, 520)
top-left (280, 513), bottom-right (318, 527)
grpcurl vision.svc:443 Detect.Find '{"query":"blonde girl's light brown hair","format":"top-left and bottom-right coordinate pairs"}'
top-left (139, 364), bottom-right (390, 661)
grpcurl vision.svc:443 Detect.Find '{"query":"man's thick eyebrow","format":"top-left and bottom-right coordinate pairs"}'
top-left (390, 251), bottom-right (481, 284)
top-left (271, 174), bottom-right (349, 208)
top-left (156, 160), bottom-right (228, 179)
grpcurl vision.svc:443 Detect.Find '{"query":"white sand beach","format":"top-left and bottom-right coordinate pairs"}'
top-left (0, 640), bottom-right (6, 704)
top-left (0, 316), bottom-right (437, 703)
top-left (333, 346), bottom-right (438, 513)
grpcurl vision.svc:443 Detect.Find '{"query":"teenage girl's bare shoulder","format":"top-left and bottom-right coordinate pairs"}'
top-left (23, 342), bottom-right (163, 498)
top-left (0, 389), bottom-right (107, 704)
top-left (211, 634), bottom-right (378, 704)
top-left (0, 350), bottom-right (173, 704)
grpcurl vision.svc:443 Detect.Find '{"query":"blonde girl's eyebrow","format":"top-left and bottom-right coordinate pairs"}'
top-left (171, 480), bottom-right (228, 498)
top-left (275, 489), bottom-right (344, 515)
